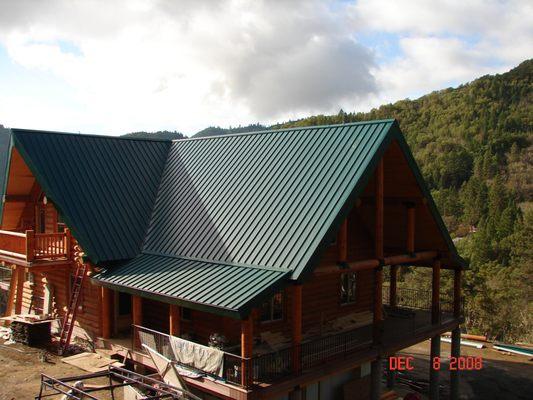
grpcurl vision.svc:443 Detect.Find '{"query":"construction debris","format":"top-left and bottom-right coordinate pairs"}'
top-left (61, 351), bottom-right (124, 373)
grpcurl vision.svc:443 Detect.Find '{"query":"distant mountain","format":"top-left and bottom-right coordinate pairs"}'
top-left (194, 123), bottom-right (267, 138)
top-left (123, 130), bottom-right (185, 140)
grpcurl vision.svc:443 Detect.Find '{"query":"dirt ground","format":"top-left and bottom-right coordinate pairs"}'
top-left (0, 343), bottom-right (120, 400)
top-left (396, 340), bottom-right (533, 400)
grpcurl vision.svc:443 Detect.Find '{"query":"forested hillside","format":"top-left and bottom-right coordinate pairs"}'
top-left (198, 60), bottom-right (532, 341)
top-left (276, 60), bottom-right (532, 342)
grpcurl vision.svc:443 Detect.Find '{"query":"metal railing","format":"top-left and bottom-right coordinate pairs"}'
top-left (382, 285), bottom-right (457, 314)
top-left (132, 325), bottom-right (248, 387)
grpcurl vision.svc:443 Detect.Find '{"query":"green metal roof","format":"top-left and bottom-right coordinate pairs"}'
top-left (144, 120), bottom-right (396, 279)
top-left (93, 253), bottom-right (289, 318)
top-left (8, 121), bottom-right (464, 317)
top-left (11, 129), bottom-right (171, 263)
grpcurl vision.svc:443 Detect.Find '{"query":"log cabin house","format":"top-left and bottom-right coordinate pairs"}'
top-left (0, 120), bottom-right (465, 400)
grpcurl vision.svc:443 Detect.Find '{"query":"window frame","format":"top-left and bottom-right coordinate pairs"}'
top-left (340, 272), bottom-right (357, 305)
top-left (260, 292), bottom-right (284, 323)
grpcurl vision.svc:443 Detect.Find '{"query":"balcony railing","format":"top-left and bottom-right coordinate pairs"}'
top-left (0, 229), bottom-right (71, 262)
top-left (133, 324), bottom-right (373, 388)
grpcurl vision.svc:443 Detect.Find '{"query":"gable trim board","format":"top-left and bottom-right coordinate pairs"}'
top-left (3, 121), bottom-right (466, 319)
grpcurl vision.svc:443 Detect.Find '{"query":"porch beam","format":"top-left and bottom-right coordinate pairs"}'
top-left (292, 284), bottom-right (303, 374)
top-left (240, 316), bottom-right (253, 387)
top-left (432, 258), bottom-right (441, 325)
top-left (101, 287), bottom-right (112, 339)
top-left (169, 304), bottom-right (181, 337)
top-left (314, 251), bottom-right (438, 276)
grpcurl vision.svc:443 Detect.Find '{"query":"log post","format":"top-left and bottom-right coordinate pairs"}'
top-left (240, 316), bottom-right (253, 387)
top-left (14, 265), bottom-right (25, 314)
top-left (450, 268), bottom-right (462, 400)
top-left (65, 228), bottom-right (72, 260)
top-left (169, 304), bottom-right (181, 337)
top-left (450, 327), bottom-right (461, 400)
top-left (101, 287), bottom-right (112, 339)
top-left (337, 220), bottom-right (348, 262)
top-left (292, 284), bottom-right (303, 375)
top-left (25, 230), bottom-right (35, 262)
top-left (389, 265), bottom-right (398, 307)
top-left (4, 266), bottom-right (17, 319)
top-left (453, 268), bottom-right (462, 318)
top-left (375, 159), bottom-right (384, 260)
top-left (371, 356), bottom-right (382, 400)
top-left (132, 295), bottom-right (143, 348)
top-left (432, 259), bottom-right (441, 325)
top-left (406, 204), bottom-right (415, 254)
top-left (429, 335), bottom-right (441, 400)
top-left (373, 266), bottom-right (383, 344)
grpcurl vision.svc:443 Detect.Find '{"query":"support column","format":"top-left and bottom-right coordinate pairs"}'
top-left (292, 284), bottom-right (303, 375)
top-left (4, 266), bottom-right (17, 319)
top-left (450, 328), bottom-right (461, 400)
top-left (389, 265), bottom-right (398, 307)
top-left (386, 366), bottom-right (396, 389)
top-left (14, 265), bottom-right (25, 314)
top-left (372, 159), bottom-right (385, 400)
top-left (406, 204), bottom-right (415, 254)
top-left (371, 357), bottom-right (382, 400)
top-left (429, 335), bottom-right (441, 400)
top-left (169, 304), bottom-right (181, 337)
top-left (101, 287), bottom-right (112, 339)
top-left (432, 258), bottom-right (441, 325)
top-left (375, 159), bottom-right (384, 260)
top-left (240, 316), bottom-right (253, 387)
top-left (132, 295), bottom-right (143, 348)
top-left (450, 268), bottom-right (462, 400)
top-left (453, 269), bottom-right (462, 318)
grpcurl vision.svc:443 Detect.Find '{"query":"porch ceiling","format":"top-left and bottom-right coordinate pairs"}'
top-left (92, 252), bottom-right (290, 318)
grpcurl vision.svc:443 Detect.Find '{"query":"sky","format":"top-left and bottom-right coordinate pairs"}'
top-left (0, 0), bottom-right (531, 137)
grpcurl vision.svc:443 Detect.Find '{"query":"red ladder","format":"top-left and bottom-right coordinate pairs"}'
top-left (58, 261), bottom-right (88, 354)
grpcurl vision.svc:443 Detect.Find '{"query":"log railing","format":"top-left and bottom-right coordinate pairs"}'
top-left (0, 229), bottom-right (71, 262)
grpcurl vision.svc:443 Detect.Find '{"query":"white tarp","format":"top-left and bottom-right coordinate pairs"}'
top-left (169, 335), bottom-right (224, 377)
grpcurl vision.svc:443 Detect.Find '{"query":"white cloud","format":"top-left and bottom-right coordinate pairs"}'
top-left (0, 0), bottom-right (531, 134)
top-left (0, 0), bottom-right (376, 134)
top-left (350, 0), bottom-right (533, 104)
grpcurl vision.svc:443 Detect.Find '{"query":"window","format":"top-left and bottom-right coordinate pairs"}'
top-left (340, 272), bottom-right (357, 304)
top-left (260, 292), bottom-right (283, 322)
top-left (181, 307), bottom-right (192, 321)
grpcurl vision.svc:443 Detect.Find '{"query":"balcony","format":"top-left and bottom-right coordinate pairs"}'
top-left (0, 229), bottom-right (72, 265)
top-left (129, 298), bottom-right (460, 391)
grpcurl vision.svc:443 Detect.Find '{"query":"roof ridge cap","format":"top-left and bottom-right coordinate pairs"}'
top-left (176, 119), bottom-right (396, 143)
